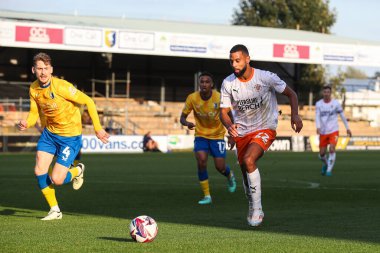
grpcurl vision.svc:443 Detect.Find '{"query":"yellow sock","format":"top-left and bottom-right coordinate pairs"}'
top-left (41, 185), bottom-right (58, 208)
top-left (69, 166), bottom-right (80, 179)
top-left (199, 180), bottom-right (210, 197)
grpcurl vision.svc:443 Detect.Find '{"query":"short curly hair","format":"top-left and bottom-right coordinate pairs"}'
top-left (33, 52), bottom-right (52, 66)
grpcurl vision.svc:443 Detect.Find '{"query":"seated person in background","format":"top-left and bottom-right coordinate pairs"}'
top-left (143, 131), bottom-right (160, 152)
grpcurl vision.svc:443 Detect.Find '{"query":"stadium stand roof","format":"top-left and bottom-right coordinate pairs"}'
top-left (1, 9), bottom-right (379, 102)
top-left (1, 9), bottom-right (379, 47)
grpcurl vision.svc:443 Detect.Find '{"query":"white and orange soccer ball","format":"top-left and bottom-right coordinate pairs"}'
top-left (129, 215), bottom-right (158, 243)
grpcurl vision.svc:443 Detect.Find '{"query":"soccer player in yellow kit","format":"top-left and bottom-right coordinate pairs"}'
top-left (180, 71), bottom-right (236, 205)
top-left (18, 52), bottom-right (109, 220)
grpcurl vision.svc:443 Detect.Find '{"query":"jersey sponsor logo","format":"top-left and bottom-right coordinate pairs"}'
top-left (41, 102), bottom-right (58, 111)
top-left (237, 96), bottom-right (263, 112)
top-left (320, 110), bottom-right (336, 117)
top-left (195, 111), bottom-right (217, 118)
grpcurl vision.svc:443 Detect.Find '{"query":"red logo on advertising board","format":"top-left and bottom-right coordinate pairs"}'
top-left (16, 26), bottom-right (63, 44)
top-left (273, 44), bottom-right (309, 59)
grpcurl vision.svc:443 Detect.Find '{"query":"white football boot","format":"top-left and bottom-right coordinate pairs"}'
top-left (41, 210), bottom-right (63, 221)
top-left (73, 163), bottom-right (85, 190)
top-left (248, 209), bottom-right (264, 227)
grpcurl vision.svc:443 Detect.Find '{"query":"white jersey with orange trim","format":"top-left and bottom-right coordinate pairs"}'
top-left (220, 68), bottom-right (286, 137)
top-left (315, 99), bottom-right (346, 135)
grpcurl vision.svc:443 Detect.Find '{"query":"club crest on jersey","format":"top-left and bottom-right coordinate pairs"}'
top-left (254, 83), bottom-right (261, 92)
top-left (50, 92), bottom-right (55, 99)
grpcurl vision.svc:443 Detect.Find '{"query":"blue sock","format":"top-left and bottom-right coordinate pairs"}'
top-left (36, 173), bottom-right (52, 189)
top-left (63, 172), bottom-right (72, 184)
top-left (223, 165), bottom-right (231, 177)
top-left (198, 169), bottom-right (208, 181)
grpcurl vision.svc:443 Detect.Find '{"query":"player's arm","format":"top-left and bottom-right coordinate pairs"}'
top-left (75, 92), bottom-right (110, 143)
top-left (338, 107), bottom-right (352, 137)
top-left (60, 83), bottom-right (109, 144)
top-left (315, 104), bottom-right (321, 135)
top-left (227, 110), bottom-right (236, 149)
top-left (18, 95), bottom-right (39, 131)
top-left (227, 110), bottom-right (234, 124)
top-left (180, 112), bottom-right (195, 130)
top-left (281, 86), bottom-right (303, 133)
top-left (220, 81), bottom-right (238, 137)
top-left (222, 108), bottom-right (236, 149)
top-left (220, 107), bottom-right (238, 137)
top-left (180, 95), bottom-right (195, 130)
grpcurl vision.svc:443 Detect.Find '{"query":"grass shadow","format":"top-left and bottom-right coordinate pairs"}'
top-left (98, 237), bottom-right (135, 243)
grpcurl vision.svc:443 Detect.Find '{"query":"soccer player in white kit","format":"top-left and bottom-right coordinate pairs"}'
top-left (316, 85), bottom-right (352, 176)
top-left (220, 44), bottom-right (303, 227)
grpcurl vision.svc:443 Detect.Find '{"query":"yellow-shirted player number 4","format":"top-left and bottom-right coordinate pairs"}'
top-left (18, 52), bottom-right (109, 221)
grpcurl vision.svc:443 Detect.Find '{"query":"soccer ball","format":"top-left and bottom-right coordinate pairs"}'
top-left (129, 215), bottom-right (158, 243)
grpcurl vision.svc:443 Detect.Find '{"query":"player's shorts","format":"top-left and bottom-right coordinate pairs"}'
top-left (319, 131), bottom-right (339, 148)
top-left (37, 128), bottom-right (82, 168)
top-left (193, 137), bottom-right (226, 158)
top-left (234, 129), bottom-right (276, 165)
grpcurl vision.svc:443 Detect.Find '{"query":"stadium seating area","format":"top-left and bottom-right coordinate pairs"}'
top-left (1, 98), bottom-right (379, 136)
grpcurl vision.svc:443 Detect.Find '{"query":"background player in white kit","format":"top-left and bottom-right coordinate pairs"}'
top-left (316, 85), bottom-right (352, 176)
top-left (220, 44), bottom-right (303, 227)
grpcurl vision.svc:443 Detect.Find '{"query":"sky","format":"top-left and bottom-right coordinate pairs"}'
top-left (0, 0), bottom-right (379, 76)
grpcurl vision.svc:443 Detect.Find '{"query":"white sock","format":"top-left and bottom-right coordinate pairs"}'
top-left (327, 152), bottom-right (336, 172)
top-left (318, 154), bottom-right (327, 166)
top-left (51, 205), bottom-right (60, 212)
top-left (247, 169), bottom-right (262, 210)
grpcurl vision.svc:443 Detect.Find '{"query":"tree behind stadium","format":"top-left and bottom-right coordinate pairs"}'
top-left (231, 0), bottom-right (337, 103)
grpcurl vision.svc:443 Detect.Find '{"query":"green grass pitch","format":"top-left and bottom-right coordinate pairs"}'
top-left (1, 151), bottom-right (379, 252)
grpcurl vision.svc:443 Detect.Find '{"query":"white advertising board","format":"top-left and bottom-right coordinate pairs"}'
top-left (81, 135), bottom-right (168, 153)
top-left (1, 19), bottom-right (380, 67)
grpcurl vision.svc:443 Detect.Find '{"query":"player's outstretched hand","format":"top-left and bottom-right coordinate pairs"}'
top-left (96, 129), bottom-right (110, 144)
top-left (291, 115), bottom-right (303, 133)
top-left (18, 120), bottom-right (28, 131)
top-left (347, 129), bottom-right (352, 137)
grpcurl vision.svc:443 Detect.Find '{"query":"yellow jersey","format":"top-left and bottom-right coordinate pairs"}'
top-left (182, 90), bottom-right (225, 139)
top-left (27, 77), bottom-right (102, 137)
